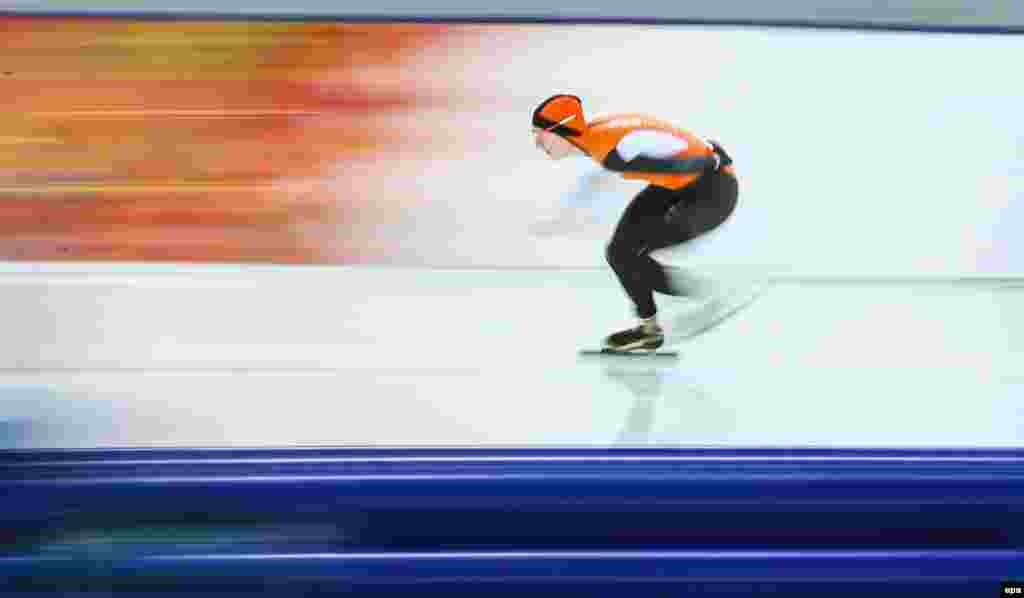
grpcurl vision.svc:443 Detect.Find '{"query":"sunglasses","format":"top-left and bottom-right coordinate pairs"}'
top-left (543, 114), bottom-right (576, 134)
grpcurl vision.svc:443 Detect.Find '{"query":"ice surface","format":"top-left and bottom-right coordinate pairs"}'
top-left (1, 265), bottom-right (1021, 448)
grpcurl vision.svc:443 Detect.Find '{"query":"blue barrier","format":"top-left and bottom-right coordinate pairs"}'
top-left (2, 447), bottom-right (1023, 595)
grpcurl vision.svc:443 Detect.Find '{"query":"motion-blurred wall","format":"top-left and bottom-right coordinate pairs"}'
top-left (1, 18), bottom-right (1021, 275)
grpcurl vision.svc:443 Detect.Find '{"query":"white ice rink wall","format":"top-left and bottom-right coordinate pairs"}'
top-left (377, 25), bottom-right (1024, 275)
top-left (1, 5), bottom-right (1023, 275)
top-left (0, 11), bottom-right (1022, 275)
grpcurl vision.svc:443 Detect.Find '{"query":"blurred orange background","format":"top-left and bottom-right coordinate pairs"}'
top-left (1, 17), bottom-right (516, 263)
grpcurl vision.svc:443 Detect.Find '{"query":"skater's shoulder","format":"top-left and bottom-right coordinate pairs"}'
top-left (589, 112), bottom-right (658, 127)
top-left (588, 112), bottom-right (691, 136)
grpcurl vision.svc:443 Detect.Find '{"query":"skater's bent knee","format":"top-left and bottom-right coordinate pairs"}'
top-left (606, 240), bottom-right (646, 270)
top-left (606, 243), bottom-right (632, 270)
top-left (605, 243), bottom-right (620, 268)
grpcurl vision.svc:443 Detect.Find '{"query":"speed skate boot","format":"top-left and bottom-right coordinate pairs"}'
top-left (603, 318), bottom-right (664, 353)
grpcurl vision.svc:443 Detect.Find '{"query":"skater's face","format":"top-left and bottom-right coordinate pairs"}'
top-left (533, 127), bottom-right (576, 160)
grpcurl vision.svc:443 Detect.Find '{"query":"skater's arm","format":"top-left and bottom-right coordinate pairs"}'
top-left (603, 130), bottom-right (717, 175)
top-left (560, 160), bottom-right (619, 207)
top-left (529, 160), bottom-right (621, 238)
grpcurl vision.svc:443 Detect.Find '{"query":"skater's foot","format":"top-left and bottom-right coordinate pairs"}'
top-left (603, 321), bottom-right (665, 353)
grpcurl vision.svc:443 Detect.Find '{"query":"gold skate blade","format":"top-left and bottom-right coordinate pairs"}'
top-left (579, 348), bottom-right (678, 358)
